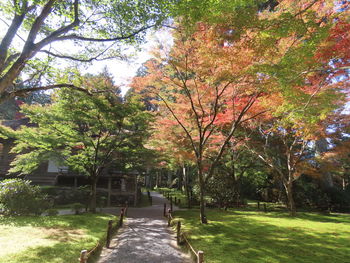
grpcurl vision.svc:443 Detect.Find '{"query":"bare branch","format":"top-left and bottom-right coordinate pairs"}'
top-left (0, 83), bottom-right (93, 101)
top-left (54, 25), bottom-right (154, 42)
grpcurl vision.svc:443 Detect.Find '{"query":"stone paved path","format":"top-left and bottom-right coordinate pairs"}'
top-left (97, 192), bottom-right (191, 263)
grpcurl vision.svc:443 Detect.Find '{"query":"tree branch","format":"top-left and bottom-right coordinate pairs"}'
top-left (0, 83), bottom-right (92, 101)
top-left (54, 25), bottom-right (154, 42)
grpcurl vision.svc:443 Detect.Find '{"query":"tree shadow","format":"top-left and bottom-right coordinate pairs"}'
top-left (174, 209), bottom-right (350, 263)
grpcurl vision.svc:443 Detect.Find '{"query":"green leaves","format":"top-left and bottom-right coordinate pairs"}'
top-left (9, 72), bottom-right (152, 177)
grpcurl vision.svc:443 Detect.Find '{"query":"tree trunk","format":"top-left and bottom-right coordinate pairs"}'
top-left (183, 165), bottom-right (192, 208)
top-left (90, 176), bottom-right (97, 213)
top-left (177, 168), bottom-right (183, 191)
top-left (284, 180), bottom-right (296, 216)
top-left (198, 168), bottom-right (207, 224)
top-left (167, 170), bottom-right (172, 187)
top-left (156, 171), bottom-right (159, 188)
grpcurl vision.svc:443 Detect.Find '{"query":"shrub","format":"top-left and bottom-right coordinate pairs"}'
top-left (46, 208), bottom-right (59, 216)
top-left (41, 186), bottom-right (90, 207)
top-left (0, 179), bottom-right (51, 215)
top-left (72, 203), bottom-right (85, 215)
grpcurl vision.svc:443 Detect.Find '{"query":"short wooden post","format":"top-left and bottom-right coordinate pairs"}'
top-left (176, 221), bottom-right (181, 245)
top-left (257, 201), bottom-right (260, 210)
top-left (170, 197), bottom-right (173, 211)
top-left (163, 203), bottom-right (166, 217)
top-left (79, 250), bottom-right (88, 263)
top-left (174, 196), bottom-right (177, 205)
top-left (263, 203), bottom-right (267, 212)
top-left (119, 208), bottom-right (124, 227)
top-left (124, 201), bottom-right (128, 217)
top-left (106, 220), bottom-right (113, 248)
top-left (168, 209), bottom-right (172, 227)
top-left (198, 251), bottom-right (204, 263)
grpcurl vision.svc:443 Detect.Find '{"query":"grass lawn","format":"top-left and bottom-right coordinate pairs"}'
top-left (0, 213), bottom-right (116, 263)
top-left (157, 187), bottom-right (191, 208)
top-left (174, 209), bottom-right (350, 263)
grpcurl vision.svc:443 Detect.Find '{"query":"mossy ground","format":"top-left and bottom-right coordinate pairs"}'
top-left (0, 213), bottom-right (116, 263)
top-left (174, 209), bottom-right (350, 263)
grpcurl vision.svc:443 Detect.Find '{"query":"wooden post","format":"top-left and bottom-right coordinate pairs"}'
top-left (263, 203), bottom-right (267, 212)
top-left (134, 174), bottom-right (138, 207)
top-left (174, 196), bottom-right (177, 205)
top-left (125, 201), bottom-right (128, 217)
top-left (176, 221), bottom-right (181, 245)
top-left (167, 192), bottom-right (170, 199)
top-left (257, 201), bottom-right (260, 210)
top-left (163, 203), bottom-right (166, 217)
top-left (198, 251), bottom-right (204, 263)
top-left (168, 209), bottom-right (172, 227)
top-left (119, 208), bottom-right (124, 227)
top-left (107, 177), bottom-right (112, 207)
top-left (79, 250), bottom-right (88, 263)
top-left (106, 220), bottom-right (113, 248)
top-left (170, 197), bottom-right (173, 212)
top-left (74, 177), bottom-right (78, 189)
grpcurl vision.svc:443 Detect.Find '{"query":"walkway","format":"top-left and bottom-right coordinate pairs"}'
top-left (97, 192), bottom-right (191, 263)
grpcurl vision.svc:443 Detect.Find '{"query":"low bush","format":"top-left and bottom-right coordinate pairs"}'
top-left (0, 179), bottom-right (51, 215)
top-left (72, 202), bottom-right (85, 215)
top-left (46, 208), bottom-right (59, 216)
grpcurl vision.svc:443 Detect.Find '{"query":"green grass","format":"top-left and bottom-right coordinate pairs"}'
top-left (157, 187), bottom-right (191, 208)
top-left (0, 213), bottom-right (116, 263)
top-left (174, 209), bottom-right (350, 263)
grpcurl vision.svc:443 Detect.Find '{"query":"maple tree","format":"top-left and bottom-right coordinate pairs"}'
top-left (132, 28), bottom-right (274, 223)
top-left (4, 72), bottom-right (151, 213)
top-left (133, 0), bottom-right (350, 221)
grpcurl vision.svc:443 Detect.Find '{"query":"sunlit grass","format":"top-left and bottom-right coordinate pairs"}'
top-left (174, 209), bottom-right (350, 263)
top-left (157, 187), bottom-right (190, 208)
top-left (0, 213), bottom-right (116, 263)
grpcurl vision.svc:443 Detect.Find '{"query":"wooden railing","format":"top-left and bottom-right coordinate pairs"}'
top-left (165, 205), bottom-right (204, 263)
top-left (79, 204), bottom-right (128, 263)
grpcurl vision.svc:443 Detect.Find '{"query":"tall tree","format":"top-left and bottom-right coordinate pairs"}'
top-left (133, 0), bottom-right (350, 222)
top-left (7, 72), bottom-right (151, 212)
top-left (132, 27), bottom-right (273, 223)
top-left (0, 0), bottom-right (174, 101)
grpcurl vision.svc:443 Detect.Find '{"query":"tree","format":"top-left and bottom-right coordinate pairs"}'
top-left (7, 72), bottom-right (151, 212)
top-left (0, 0), bottom-right (174, 101)
top-left (133, 0), bottom-right (350, 221)
top-left (132, 26), bottom-right (274, 223)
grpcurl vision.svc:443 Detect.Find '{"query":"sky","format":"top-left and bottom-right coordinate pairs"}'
top-left (83, 28), bottom-right (172, 95)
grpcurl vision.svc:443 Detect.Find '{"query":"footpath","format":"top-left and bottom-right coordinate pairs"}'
top-left (97, 192), bottom-right (191, 263)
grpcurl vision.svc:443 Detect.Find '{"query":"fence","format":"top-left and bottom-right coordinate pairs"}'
top-left (79, 203), bottom-right (128, 263)
top-left (165, 204), bottom-right (204, 263)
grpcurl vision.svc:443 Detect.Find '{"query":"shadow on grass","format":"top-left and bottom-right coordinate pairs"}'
top-left (0, 213), bottom-right (115, 263)
top-left (174, 209), bottom-right (350, 263)
top-left (5, 238), bottom-right (97, 263)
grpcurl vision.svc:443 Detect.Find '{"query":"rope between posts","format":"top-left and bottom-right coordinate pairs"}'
top-left (166, 208), bottom-right (203, 263)
top-left (181, 232), bottom-right (197, 257)
top-left (79, 205), bottom-right (127, 263)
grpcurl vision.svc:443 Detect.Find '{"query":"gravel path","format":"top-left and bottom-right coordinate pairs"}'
top-left (97, 192), bottom-right (191, 263)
